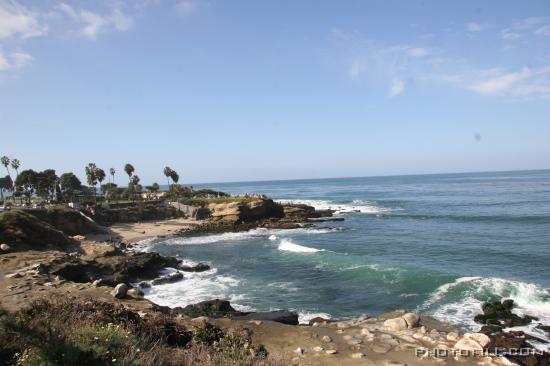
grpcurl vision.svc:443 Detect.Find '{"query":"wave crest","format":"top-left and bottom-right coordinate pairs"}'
top-left (278, 239), bottom-right (323, 253)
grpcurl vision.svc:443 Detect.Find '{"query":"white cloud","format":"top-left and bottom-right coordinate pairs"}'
top-left (407, 47), bottom-right (428, 57)
top-left (56, 2), bottom-right (134, 39)
top-left (0, 49), bottom-right (32, 71)
top-left (466, 23), bottom-right (487, 32)
top-left (331, 27), bottom-right (356, 41)
top-left (442, 66), bottom-right (550, 99)
top-left (500, 28), bottom-right (522, 40)
top-left (175, 0), bottom-right (197, 16)
top-left (389, 79), bottom-right (405, 96)
top-left (348, 58), bottom-right (365, 80)
top-left (535, 25), bottom-right (550, 36)
top-left (0, 0), bottom-right (47, 39)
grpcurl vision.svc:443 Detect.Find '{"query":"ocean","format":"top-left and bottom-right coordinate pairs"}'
top-left (139, 170), bottom-right (550, 346)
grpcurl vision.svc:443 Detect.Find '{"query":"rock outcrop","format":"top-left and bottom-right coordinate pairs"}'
top-left (0, 209), bottom-right (72, 249)
top-left (208, 199), bottom-right (284, 223)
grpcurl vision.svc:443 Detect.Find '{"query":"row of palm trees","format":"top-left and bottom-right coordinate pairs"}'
top-left (0, 154), bottom-right (183, 205)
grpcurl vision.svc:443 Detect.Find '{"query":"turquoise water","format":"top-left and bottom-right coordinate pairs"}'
top-left (142, 170), bottom-right (550, 341)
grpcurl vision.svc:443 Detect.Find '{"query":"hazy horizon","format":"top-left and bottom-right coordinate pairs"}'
top-left (1, 0), bottom-right (549, 184)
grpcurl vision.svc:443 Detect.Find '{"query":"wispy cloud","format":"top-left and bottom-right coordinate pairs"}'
top-left (407, 47), bottom-right (428, 57)
top-left (331, 27), bottom-right (357, 41)
top-left (56, 2), bottom-right (134, 39)
top-left (175, 0), bottom-right (208, 17)
top-left (535, 25), bottom-right (550, 36)
top-left (0, 0), bottom-right (47, 39)
top-left (348, 58), bottom-right (365, 80)
top-left (442, 66), bottom-right (550, 99)
top-left (0, 49), bottom-right (32, 71)
top-left (389, 79), bottom-right (405, 96)
top-left (466, 22), bottom-right (488, 32)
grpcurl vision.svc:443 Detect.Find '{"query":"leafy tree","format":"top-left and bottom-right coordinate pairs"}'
top-left (36, 169), bottom-right (58, 202)
top-left (15, 169), bottom-right (38, 204)
top-left (59, 172), bottom-right (82, 201)
top-left (146, 182), bottom-right (160, 192)
top-left (130, 175), bottom-right (140, 201)
top-left (101, 183), bottom-right (118, 198)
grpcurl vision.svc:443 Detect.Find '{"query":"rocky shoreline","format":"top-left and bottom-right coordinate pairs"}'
top-left (1, 200), bottom-right (549, 365)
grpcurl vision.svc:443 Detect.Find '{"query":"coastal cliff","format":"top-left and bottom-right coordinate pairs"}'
top-left (1, 199), bottom-right (548, 366)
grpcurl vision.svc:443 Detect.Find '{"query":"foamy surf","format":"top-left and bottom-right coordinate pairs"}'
top-left (154, 227), bottom-right (337, 247)
top-left (278, 199), bottom-right (395, 214)
top-left (278, 239), bottom-right (323, 253)
top-left (141, 267), bottom-right (254, 312)
top-left (420, 276), bottom-right (550, 350)
top-left (298, 312), bottom-right (332, 325)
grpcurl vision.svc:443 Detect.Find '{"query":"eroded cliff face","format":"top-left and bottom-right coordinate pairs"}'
top-left (208, 199), bottom-right (284, 223)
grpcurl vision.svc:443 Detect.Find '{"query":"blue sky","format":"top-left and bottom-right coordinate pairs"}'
top-left (1, 0), bottom-right (549, 184)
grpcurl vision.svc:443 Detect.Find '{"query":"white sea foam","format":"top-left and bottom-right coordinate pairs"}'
top-left (278, 239), bottom-right (323, 253)
top-left (157, 227), bottom-right (336, 247)
top-left (421, 276), bottom-right (550, 350)
top-left (142, 267), bottom-right (255, 311)
top-left (279, 199), bottom-right (395, 214)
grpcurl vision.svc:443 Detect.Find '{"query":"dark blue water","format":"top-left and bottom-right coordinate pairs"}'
top-left (143, 170), bottom-right (550, 340)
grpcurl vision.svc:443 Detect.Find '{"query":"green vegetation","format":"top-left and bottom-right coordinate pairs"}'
top-left (0, 299), bottom-right (280, 366)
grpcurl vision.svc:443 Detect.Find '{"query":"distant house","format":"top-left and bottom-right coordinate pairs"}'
top-left (140, 191), bottom-right (167, 200)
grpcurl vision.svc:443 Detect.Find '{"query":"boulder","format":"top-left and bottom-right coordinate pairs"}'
top-left (112, 283), bottom-right (128, 299)
top-left (454, 337), bottom-right (484, 351)
top-left (464, 332), bottom-right (491, 347)
top-left (402, 313), bottom-right (420, 328)
top-left (231, 310), bottom-right (299, 325)
top-left (151, 271), bottom-right (184, 285)
top-left (178, 262), bottom-right (211, 272)
top-left (383, 317), bottom-right (408, 332)
top-left (177, 299), bottom-right (238, 318)
top-left (114, 252), bottom-right (180, 280)
top-left (138, 281), bottom-right (151, 288)
top-left (0, 243), bottom-right (11, 252)
top-left (127, 288), bottom-right (144, 298)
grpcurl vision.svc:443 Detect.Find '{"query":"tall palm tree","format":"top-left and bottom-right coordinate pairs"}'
top-left (124, 164), bottom-right (134, 183)
top-left (163, 166), bottom-right (173, 191)
top-left (85, 163), bottom-right (98, 204)
top-left (109, 167), bottom-right (116, 201)
top-left (96, 168), bottom-right (106, 201)
top-left (10, 159), bottom-right (20, 178)
top-left (1, 156), bottom-right (13, 201)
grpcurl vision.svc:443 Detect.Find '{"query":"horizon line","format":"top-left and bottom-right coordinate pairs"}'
top-left (183, 168), bottom-right (550, 187)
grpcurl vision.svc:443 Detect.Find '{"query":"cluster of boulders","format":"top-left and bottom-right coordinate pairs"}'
top-left (475, 299), bottom-right (538, 334)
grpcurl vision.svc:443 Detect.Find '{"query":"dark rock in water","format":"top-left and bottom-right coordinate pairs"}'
top-left (178, 262), bottom-right (210, 272)
top-left (114, 252), bottom-right (179, 280)
top-left (536, 324), bottom-right (550, 337)
top-left (151, 271), bottom-right (184, 285)
top-left (502, 299), bottom-right (514, 310)
top-left (308, 316), bottom-right (330, 325)
top-left (231, 310), bottom-right (299, 325)
top-left (175, 299), bottom-right (238, 318)
top-left (138, 281), bottom-right (151, 288)
top-left (307, 217), bottom-right (345, 222)
top-left (475, 300), bottom-right (535, 329)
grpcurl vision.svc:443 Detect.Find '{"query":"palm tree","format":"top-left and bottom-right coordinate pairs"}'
top-left (85, 163), bottom-right (98, 204)
top-left (10, 159), bottom-right (20, 177)
top-left (124, 164), bottom-right (134, 183)
top-left (109, 167), bottom-right (116, 201)
top-left (163, 166), bottom-right (173, 191)
top-left (96, 168), bottom-right (106, 201)
top-left (1, 156), bottom-right (13, 201)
